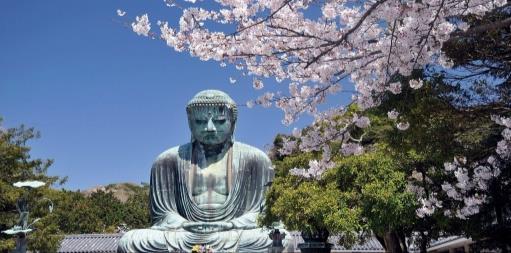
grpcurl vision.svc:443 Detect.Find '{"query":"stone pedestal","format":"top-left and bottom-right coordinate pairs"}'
top-left (268, 229), bottom-right (286, 253)
top-left (298, 242), bottom-right (332, 253)
top-left (14, 234), bottom-right (27, 253)
top-left (298, 229), bottom-right (332, 253)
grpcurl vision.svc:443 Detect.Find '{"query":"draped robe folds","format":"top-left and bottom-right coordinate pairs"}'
top-left (118, 141), bottom-right (276, 252)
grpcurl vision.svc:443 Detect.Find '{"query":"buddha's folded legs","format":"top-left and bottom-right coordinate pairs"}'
top-left (117, 228), bottom-right (287, 253)
top-left (117, 229), bottom-right (168, 253)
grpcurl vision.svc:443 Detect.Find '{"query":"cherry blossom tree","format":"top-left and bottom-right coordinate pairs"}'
top-left (415, 7), bottom-right (510, 250)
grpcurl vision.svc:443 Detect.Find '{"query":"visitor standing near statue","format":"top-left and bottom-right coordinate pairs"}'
top-left (118, 90), bottom-right (288, 252)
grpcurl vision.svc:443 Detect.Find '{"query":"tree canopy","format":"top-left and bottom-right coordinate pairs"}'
top-left (0, 119), bottom-right (151, 253)
top-left (0, 119), bottom-right (64, 252)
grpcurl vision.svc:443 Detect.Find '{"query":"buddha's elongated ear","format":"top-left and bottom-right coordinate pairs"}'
top-left (229, 120), bottom-right (236, 144)
top-left (186, 110), bottom-right (194, 143)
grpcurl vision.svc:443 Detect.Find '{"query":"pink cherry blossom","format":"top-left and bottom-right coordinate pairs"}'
top-left (387, 109), bottom-right (399, 120)
top-left (253, 78), bottom-right (264, 90)
top-left (354, 115), bottom-right (370, 128)
top-left (129, 0), bottom-right (504, 123)
top-left (409, 79), bottom-right (423, 89)
top-left (117, 9), bottom-right (126, 17)
top-left (132, 14), bottom-right (151, 36)
top-left (396, 121), bottom-right (410, 131)
top-left (387, 82), bottom-right (402, 95)
top-left (441, 115), bottom-right (509, 220)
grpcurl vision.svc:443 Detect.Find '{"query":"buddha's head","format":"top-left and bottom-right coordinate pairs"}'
top-left (186, 90), bottom-right (237, 146)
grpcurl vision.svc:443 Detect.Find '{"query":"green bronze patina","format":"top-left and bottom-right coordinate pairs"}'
top-left (118, 90), bottom-right (284, 252)
top-left (2, 180), bottom-right (50, 253)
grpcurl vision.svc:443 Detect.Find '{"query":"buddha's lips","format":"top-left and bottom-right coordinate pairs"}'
top-left (202, 131), bottom-right (224, 137)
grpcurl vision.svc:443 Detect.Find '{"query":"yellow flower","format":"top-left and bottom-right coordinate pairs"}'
top-left (191, 245), bottom-right (201, 253)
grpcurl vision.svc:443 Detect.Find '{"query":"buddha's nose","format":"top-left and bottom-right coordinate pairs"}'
top-left (206, 118), bottom-right (216, 132)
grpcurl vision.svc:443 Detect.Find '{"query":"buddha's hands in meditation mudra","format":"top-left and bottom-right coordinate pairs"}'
top-left (150, 220), bottom-right (237, 233)
top-left (182, 221), bottom-right (234, 233)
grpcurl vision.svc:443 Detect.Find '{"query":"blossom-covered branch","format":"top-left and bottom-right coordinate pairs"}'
top-left (125, 0), bottom-right (507, 183)
top-left (129, 0), bottom-right (504, 113)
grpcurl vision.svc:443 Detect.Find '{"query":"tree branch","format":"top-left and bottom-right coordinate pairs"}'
top-left (304, 0), bottom-right (388, 69)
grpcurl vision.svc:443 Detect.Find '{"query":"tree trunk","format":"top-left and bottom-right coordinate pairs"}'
top-left (397, 230), bottom-right (409, 253)
top-left (384, 231), bottom-right (405, 253)
top-left (494, 190), bottom-right (510, 253)
top-left (375, 233), bottom-right (386, 251)
top-left (419, 231), bottom-right (428, 253)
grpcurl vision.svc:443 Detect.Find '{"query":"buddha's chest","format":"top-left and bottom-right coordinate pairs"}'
top-left (190, 156), bottom-right (229, 206)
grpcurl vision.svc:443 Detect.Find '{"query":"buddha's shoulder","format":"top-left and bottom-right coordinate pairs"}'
top-left (233, 141), bottom-right (270, 161)
top-left (153, 143), bottom-right (192, 164)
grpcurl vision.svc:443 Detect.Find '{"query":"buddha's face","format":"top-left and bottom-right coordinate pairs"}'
top-left (189, 106), bottom-right (234, 145)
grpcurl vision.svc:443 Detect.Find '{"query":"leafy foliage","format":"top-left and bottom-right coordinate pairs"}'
top-left (261, 136), bottom-right (417, 248)
top-left (0, 118), bottom-right (151, 252)
top-left (441, 4), bottom-right (511, 100)
top-left (0, 119), bottom-right (65, 253)
top-left (262, 71), bottom-right (508, 252)
top-left (53, 185), bottom-right (150, 234)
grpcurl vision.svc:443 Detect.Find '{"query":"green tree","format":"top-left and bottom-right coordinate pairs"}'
top-left (0, 118), bottom-right (65, 253)
top-left (369, 65), bottom-right (510, 252)
top-left (262, 139), bottom-right (418, 250)
top-left (367, 75), bottom-right (469, 252)
top-left (53, 184), bottom-right (150, 234)
top-left (332, 148), bottom-right (417, 252)
top-left (439, 6), bottom-right (511, 250)
top-left (262, 102), bottom-right (422, 251)
top-left (89, 191), bottom-right (126, 233)
top-left (0, 118), bottom-right (151, 252)
top-left (261, 150), bottom-right (366, 247)
top-left (51, 190), bottom-right (102, 234)
top-left (123, 183), bottom-right (150, 229)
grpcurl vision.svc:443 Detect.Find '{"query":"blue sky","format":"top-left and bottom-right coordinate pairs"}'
top-left (0, 1), bottom-right (352, 190)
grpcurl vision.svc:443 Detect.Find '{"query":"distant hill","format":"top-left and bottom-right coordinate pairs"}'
top-left (81, 182), bottom-right (148, 203)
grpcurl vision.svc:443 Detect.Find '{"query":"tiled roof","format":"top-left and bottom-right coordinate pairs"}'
top-left (57, 232), bottom-right (474, 253)
top-left (429, 236), bottom-right (463, 247)
top-left (331, 237), bottom-right (384, 252)
top-left (58, 233), bottom-right (122, 253)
